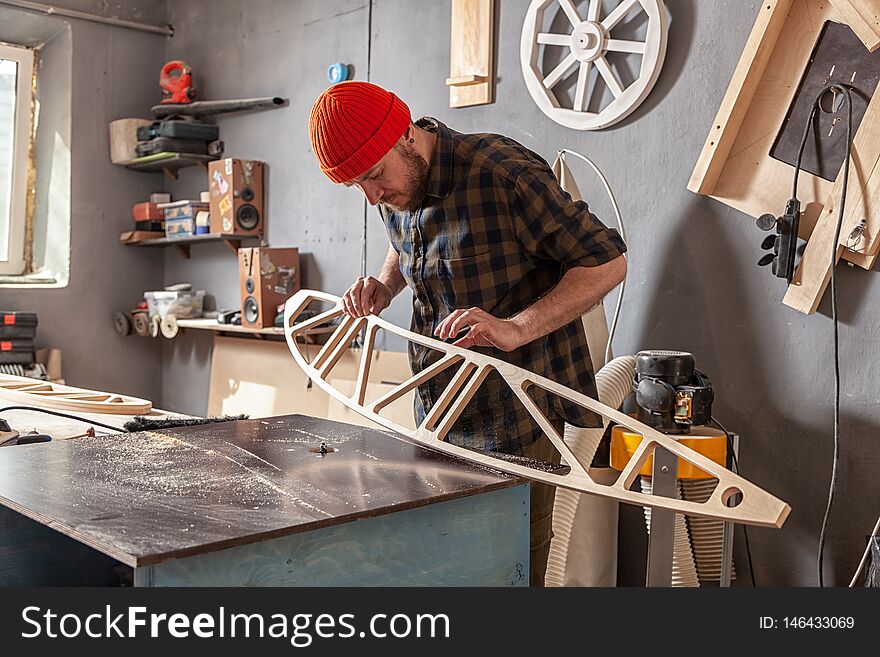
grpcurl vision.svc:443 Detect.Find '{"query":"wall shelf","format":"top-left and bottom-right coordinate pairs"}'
top-left (123, 233), bottom-right (263, 258)
top-left (124, 152), bottom-right (219, 180)
top-left (176, 318), bottom-right (336, 341)
top-left (177, 318), bottom-right (284, 338)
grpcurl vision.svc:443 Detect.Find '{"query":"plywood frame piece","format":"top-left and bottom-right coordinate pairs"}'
top-left (0, 374), bottom-right (152, 415)
top-left (447, 0), bottom-right (495, 108)
top-left (284, 290), bottom-right (791, 529)
top-left (827, 0), bottom-right (880, 52)
top-left (688, 0), bottom-right (880, 314)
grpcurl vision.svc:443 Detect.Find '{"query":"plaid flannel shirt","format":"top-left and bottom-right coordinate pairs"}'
top-left (378, 117), bottom-right (627, 456)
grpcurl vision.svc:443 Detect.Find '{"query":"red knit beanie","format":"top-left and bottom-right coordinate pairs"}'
top-left (309, 81), bottom-right (411, 184)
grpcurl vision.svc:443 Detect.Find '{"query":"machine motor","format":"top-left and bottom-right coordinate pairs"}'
top-left (632, 350), bottom-right (714, 434)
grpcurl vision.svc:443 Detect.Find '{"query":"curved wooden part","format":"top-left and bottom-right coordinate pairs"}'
top-left (284, 290), bottom-right (791, 528)
top-left (0, 373), bottom-right (152, 415)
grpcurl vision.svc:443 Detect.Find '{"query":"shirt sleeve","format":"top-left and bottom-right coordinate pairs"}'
top-left (510, 162), bottom-right (627, 268)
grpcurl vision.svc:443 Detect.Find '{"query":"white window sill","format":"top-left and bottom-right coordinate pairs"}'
top-left (0, 272), bottom-right (60, 287)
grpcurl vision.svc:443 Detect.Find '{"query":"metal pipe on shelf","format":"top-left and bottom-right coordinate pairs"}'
top-left (0, 0), bottom-right (174, 36)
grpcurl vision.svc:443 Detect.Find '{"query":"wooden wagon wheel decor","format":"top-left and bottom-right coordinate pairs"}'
top-left (520, 0), bottom-right (668, 130)
top-left (0, 373), bottom-right (152, 415)
top-left (284, 290), bottom-right (790, 528)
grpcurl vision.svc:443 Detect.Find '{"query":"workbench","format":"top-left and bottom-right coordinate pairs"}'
top-left (0, 415), bottom-right (529, 586)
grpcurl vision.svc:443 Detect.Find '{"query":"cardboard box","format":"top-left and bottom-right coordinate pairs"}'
top-left (158, 200), bottom-right (208, 221)
top-left (165, 217), bottom-right (194, 239)
top-left (132, 202), bottom-right (164, 221)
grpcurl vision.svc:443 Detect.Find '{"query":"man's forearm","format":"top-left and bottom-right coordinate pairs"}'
top-left (377, 245), bottom-right (407, 297)
top-left (511, 256), bottom-right (627, 345)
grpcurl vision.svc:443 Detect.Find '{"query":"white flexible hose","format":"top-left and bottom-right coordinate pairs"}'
top-left (546, 355), bottom-right (636, 587)
top-left (681, 478), bottom-right (736, 583)
top-left (557, 149), bottom-right (627, 366)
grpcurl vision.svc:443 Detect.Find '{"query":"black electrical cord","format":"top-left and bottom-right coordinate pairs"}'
top-left (711, 416), bottom-right (757, 588)
top-left (791, 93), bottom-right (821, 199)
top-left (821, 86), bottom-right (851, 589)
top-left (789, 84), bottom-right (853, 587)
top-left (0, 406), bottom-right (126, 433)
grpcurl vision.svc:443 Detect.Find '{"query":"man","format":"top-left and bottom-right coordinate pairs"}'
top-left (309, 81), bottom-right (626, 586)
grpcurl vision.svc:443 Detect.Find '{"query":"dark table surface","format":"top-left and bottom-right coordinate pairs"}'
top-left (0, 415), bottom-right (520, 567)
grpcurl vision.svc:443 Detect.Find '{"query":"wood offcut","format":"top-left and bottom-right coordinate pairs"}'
top-left (0, 373), bottom-right (152, 415)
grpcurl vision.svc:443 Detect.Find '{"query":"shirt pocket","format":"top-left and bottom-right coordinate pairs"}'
top-left (434, 250), bottom-right (497, 312)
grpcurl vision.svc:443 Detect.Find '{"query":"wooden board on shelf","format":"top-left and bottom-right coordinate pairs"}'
top-left (124, 233), bottom-right (261, 248)
top-left (119, 230), bottom-right (166, 244)
top-left (177, 318), bottom-right (284, 337)
top-left (175, 318), bottom-right (337, 340)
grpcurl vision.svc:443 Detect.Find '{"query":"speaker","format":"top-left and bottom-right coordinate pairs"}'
top-left (209, 158), bottom-right (265, 235)
top-left (239, 247), bottom-right (301, 328)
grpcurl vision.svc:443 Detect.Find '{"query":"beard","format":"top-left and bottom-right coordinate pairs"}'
top-left (380, 141), bottom-right (429, 213)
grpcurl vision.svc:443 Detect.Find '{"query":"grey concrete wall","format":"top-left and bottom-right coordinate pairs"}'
top-left (0, 1), bottom-right (168, 402)
top-left (161, 0), bottom-right (379, 413)
top-left (161, 0), bottom-right (879, 586)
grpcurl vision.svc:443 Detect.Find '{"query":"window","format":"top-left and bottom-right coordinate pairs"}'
top-left (0, 43), bottom-right (34, 275)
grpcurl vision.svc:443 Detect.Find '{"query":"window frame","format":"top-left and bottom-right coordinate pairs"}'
top-left (0, 42), bottom-right (34, 276)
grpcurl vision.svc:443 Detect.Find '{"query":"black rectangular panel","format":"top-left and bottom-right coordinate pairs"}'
top-left (771, 21), bottom-right (880, 182)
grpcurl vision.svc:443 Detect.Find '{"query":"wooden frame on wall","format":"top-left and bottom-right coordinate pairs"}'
top-left (446, 0), bottom-right (495, 108)
top-left (688, 0), bottom-right (880, 314)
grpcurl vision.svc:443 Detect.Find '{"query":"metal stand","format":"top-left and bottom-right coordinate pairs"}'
top-left (645, 446), bottom-right (678, 587)
top-left (719, 433), bottom-right (740, 588)
top-left (646, 433), bottom-right (740, 588)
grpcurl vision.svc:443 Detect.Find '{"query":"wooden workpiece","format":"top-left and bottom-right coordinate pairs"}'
top-left (828, 0), bottom-right (880, 51)
top-left (0, 415), bottom-right (529, 585)
top-left (688, 0), bottom-right (880, 314)
top-left (447, 0), bottom-right (495, 108)
top-left (0, 373), bottom-right (152, 415)
top-left (284, 290), bottom-right (791, 529)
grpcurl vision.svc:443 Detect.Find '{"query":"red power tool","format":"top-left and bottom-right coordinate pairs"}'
top-left (159, 60), bottom-right (196, 104)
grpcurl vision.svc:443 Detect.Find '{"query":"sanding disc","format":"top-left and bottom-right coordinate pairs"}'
top-left (113, 312), bottom-right (133, 336)
top-left (132, 312), bottom-right (150, 337)
top-left (160, 314), bottom-right (179, 339)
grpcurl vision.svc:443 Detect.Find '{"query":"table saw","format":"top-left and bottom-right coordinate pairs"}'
top-left (0, 415), bottom-right (529, 586)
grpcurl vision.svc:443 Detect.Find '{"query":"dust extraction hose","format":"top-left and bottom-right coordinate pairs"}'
top-left (545, 355), bottom-right (636, 587)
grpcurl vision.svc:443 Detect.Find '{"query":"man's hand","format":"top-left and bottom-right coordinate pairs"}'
top-left (342, 276), bottom-right (393, 317)
top-left (434, 307), bottom-right (529, 352)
